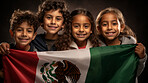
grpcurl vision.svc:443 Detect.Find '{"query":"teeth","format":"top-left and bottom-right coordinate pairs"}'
top-left (108, 33), bottom-right (113, 34)
top-left (77, 34), bottom-right (85, 37)
top-left (106, 32), bottom-right (114, 35)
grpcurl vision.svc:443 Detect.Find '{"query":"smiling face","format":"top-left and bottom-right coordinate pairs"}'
top-left (43, 9), bottom-right (64, 35)
top-left (12, 21), bottom-right (36, 48)
top-left (72, 14), bottom-right (92, 43)
top-left (99, 12), bottom-right (124, 41)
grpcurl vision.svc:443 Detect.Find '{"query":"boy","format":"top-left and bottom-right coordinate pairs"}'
top-left (31, 0), bottom-right (70, 51)
top-left (0, 0), bottom-right (70, 52)
top-left (0, 9), bottom-right (39, 82)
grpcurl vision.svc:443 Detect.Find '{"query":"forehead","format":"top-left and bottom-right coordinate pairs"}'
top-left (101, 13), bottom-right (118, 21)
top-left (45, 9), bottom-right (63, 17)
top-left (17, 21), bottom-right (33, 29)
top-left (72, 14), bottom-right (90, 23)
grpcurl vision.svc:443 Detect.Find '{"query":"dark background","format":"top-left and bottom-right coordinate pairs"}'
top-left (0, 0), bottom-right (147, 82)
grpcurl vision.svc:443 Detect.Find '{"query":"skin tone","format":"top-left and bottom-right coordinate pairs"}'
top-left (98, 12), bottom-right (145, 59)
top-left (72, 14), bottom-right (92, 47)
top-left (0, 9), bottom-right (64, 54)
top-left (0, 22), bottom-right (36, 54)
top-left (43, 9), bottom-right (64, 40)
top-left (99, 12), bottom-right (125, 46)
top-left (11, 21), bottom-right (36, 51)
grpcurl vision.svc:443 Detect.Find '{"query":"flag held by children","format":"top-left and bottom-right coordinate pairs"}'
top-left (2, 44), bottom-right (138, 83)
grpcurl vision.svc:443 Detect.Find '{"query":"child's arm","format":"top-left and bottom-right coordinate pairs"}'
top-left (135, 43), bottom-right (146, 59)
top-left (0, 42), bottom-right (10, 55)
top-left (135, 43), bottom-right (147, 76)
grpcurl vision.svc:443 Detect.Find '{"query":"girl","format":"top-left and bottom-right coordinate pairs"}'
top-left (96, 7), bottom-right (147, 82)
top-left (55, 8), bottom-right (100, 50)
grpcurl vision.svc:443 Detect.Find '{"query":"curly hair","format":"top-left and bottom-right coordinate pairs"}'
top-left (37, 0), bottom-right (70, 26)
top-left (96, 7), bottom-right (137, 40)
top-left (10, 9), bottom-right (39, 33)
top-left (55, 8), bottom-right (100, 51)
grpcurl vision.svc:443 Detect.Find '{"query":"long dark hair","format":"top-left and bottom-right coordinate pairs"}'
top-left (96, 7), bottom-right (137, 41)
top-left (55, 8), bottom-right (99, 50)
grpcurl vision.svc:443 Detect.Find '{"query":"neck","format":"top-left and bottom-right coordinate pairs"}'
top-left (105, 38), bottom-right (121, 46)
top-left (75, 40), bottom-right (87, 48)
top-left (45, 33), bottom-right (58, 40)
top-left (15, 44), bottom-right (30, 51)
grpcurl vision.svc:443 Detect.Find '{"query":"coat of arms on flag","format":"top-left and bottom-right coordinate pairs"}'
top-left (40, 60), bottom-right (81, 83)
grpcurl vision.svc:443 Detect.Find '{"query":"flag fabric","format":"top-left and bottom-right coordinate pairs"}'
top-left (2, 44), bottom-right (138, 83)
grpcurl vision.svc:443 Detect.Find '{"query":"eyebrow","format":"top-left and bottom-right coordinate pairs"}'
top-left (101, 20), bottom-right (117, 23)
top-left (45, 14), bottom-right (63, 17)
top-left (17, 27), bottom-right (33, 29)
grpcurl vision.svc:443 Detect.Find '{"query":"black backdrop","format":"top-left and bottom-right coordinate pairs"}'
top-left (0, 0), bottom-right (147, 83)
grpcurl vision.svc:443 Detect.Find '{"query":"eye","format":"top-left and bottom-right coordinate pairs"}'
top-left (46, 16), bottom-right (52, 19)
top-left (84, 25), bottom-right (89, 29)
top-left (102, 23), bottom-right (107, 27)
top-left (28, 30), bottom-right (33, 33)
top-left (56, 17), bottom-right (63, 21)
top-left (74, 25), bottom-right (79, 28)
top-left (27, 29), bottom-right (33, 33)
top-left (16, 28), bottom-right (22, 32)
top-left (112, 22), bottom-right (118, 26)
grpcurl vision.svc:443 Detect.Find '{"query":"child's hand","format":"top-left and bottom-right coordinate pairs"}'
top-left (0, 42), bottom-right (10, 55)
top-left (135, 43), bottom-right (146, 59)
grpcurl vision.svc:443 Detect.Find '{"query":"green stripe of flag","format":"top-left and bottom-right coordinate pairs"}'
top-left (85, 44), bottom-right (139, 83)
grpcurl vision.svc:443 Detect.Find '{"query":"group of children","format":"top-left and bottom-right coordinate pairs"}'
top-left (0, 0), bottom-right (146, 82)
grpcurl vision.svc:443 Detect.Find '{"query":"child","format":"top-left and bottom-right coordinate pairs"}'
top-left (0, 9), bottom-right (39, 82)
top-left (0, 0), bottom-right (70, 53)
top-left (95, 7), bottom-right (147, 82)
top-left (32, 0), bottom-right (70, 51)
top-left (55, 8), bottom-right (100, 50)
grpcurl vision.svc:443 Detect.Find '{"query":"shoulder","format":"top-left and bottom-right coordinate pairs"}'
top-left (31, 33), bottom-right (48, 51)
top-left (35, 34), bottom-right (45, 39)
top-left (120, 36), bottom-right (137, 44)
top-left (70, 41), bottom-right (78, 49)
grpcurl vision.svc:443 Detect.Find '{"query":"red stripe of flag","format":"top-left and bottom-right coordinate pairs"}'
top-left (2, 49), bottom-right (39, 83)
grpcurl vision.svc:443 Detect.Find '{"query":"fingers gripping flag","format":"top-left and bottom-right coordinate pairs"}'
top-left (2, 44), bottom-right (138, 83)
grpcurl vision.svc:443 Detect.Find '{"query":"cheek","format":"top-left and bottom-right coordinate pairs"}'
top-left (116, 25), bottom-right (121, 32)
top-left (28, 33), bottom-right (34, 38)
top-left (72, 27), bottom-right (77, 33)
top-left (100, 27), bottom-right (106, 33)
top-left (58, 21), bottom-right (64, 26)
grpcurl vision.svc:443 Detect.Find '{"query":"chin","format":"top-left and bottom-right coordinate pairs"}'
top-left (105, 37), bottom-right (115, 41)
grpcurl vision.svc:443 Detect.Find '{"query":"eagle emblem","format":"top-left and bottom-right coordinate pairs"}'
top-left (40, 60), bottom-right (81, 83)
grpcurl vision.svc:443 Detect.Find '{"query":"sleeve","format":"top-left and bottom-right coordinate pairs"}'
top-left (136, 53), bottom-right (147, 76)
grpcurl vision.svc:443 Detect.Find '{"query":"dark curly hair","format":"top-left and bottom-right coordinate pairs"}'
top-left (10, 9), bottom-right (39, 33)
top-left (37, 0), bottom-right (70, 26)
top-left (55, 8), bottom-right (100, 51)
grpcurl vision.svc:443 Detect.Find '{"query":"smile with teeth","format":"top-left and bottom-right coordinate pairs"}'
top-left (48, 25), bottom-right (58, 30)
top-left (105, 32), bottom-right (115, 36)
top-left (18, 38), bottom-right (29, 42)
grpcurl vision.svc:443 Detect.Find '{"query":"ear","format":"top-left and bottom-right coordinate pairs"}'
top-left (9, 29), bottom-right (14, 38)
top-left (61, 24), bottom-right (65, 29)
top-left (40, 23), bottom-right (44, 28)
top-left (96, 26), bottom-right (101, 35)
top-left (32, 32), bottom-right (37, 40)
top-left (120, 24), bottom-right (125, 32)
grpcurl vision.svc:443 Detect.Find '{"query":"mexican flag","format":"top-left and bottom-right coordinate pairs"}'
top-left (2, 44), bottom-right (138, 83)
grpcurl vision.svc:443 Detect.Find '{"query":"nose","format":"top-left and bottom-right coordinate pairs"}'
top-left (51, 17), bottom-right (56, 25)
top-left (79, 26), bottom-right (84, 32)
top-left (107, 23), bottom-right (112, 30)
top-left (22, 30), bottom-right (27, 37)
